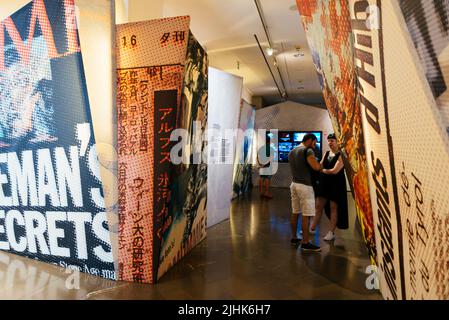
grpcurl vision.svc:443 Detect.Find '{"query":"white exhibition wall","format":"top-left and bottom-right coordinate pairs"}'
top-left (207, 67), bottom-right (242, 228)
top-left (254, 101), bottom-right (334, 188)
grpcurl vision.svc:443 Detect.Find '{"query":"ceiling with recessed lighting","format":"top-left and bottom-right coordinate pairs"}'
top-left (0, 0), bottom-right (325, 108)
top-left (161, 0), bottom-right (324, 107)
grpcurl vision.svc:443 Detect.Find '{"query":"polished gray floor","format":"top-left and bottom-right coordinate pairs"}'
top-left (0, 188), bottom-right (381, 299)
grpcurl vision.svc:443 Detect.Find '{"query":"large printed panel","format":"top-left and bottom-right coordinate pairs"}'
top-left (350, 0), bottom-right (449, 300)
top-left (232, 100), bottom-right (255, 199)
top-left (0, 0), bottom-right (115, 280)
top-left (349, 0), bottom-right (403, 300)
top-left (399, 0), bottom-right (449, 134)
top-left (398, 0), bottom-right (449, 300)
top-left (116, 17), bottom-right (189, 283)
top-left (116, 17), bottom-right (190, 69)
top-left (207, 67), bottom-right (242, 228)
top-left (157, 32), bottom-right (208, 280)
top-left (296, 0), bottom-right (376, 262)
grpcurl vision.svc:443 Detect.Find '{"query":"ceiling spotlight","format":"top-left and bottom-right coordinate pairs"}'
top-left (266, 47), bottom-right (274, 56)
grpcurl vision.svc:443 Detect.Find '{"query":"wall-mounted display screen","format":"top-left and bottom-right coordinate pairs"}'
top-left (267, 131), bottom-right (322, 163)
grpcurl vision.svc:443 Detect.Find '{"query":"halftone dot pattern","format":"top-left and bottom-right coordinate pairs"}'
top-left (116, 17), bottom-right (188, 283)
top-left (156, 32), bottom-right (209, 280)
top-left (116, 16), bottom-right (190, 69)
top-left (399, 0), bottom-right (449, 133)
top-left (117, 67), bottom-right (155, 284)
top-left (439, 52), bottom-right (449, 131)
top-left (347, 0), bottom-right (404, 299)
top-left (117, 65), bottom-right (183, 283)
top-left (383, 0), bottom-right (449, 300)
top-left (349, 0), bottom-right (449, 299)
top-left (297, 0), bottom-right (376, 262)
top-left (0, 0), bottom-right (81, 147)
top-left (0, 0), bottom-right (117, 280)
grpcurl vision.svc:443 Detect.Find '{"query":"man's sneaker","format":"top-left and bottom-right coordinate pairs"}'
top-left (323, 231), bottom-right (336, 241)
top-left (301, 243), bottom-right (321, 252)
top-left (290, 238), bottom-right (301, 246)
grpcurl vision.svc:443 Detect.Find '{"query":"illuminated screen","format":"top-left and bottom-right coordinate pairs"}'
top-left (267, 131), bottom-right (322, 163)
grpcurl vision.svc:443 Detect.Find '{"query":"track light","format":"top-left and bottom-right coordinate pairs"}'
top-left (266, 47), bottom-right (274, 56)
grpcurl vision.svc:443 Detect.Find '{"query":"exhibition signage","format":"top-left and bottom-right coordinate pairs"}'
top-left (156, 28), bottom-right (208, 282)
top-left (349, 0), bottom-right (403, 300)
top-left (350, 0), bottom-right (449, 300)
top-left (0, 0), bottom-right (116, 280)
top-left (116, 16), bottom-right (208, 283)
top-left (0, 1), bottom-right (208, 285)
top-left (299, 0), bottom-right (449, 299)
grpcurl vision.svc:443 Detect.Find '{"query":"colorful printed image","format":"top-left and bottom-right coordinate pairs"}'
top-left (232, 101), bottom-right (255, 198)
top-left (399, 0), bottom-right (449, 134)
top-left (116, 16), bottom-right (209, 283)
top-left (0, 38), bottom-right (55, 148)
top-left (179, 32), bottom-right (208, 244)
top-left (116, 65), bottom-right (184, 283)
top-left (0, 0), bottom-right (115, 280)
top-left (296, 0), bottom-right (376, 262)
top-left (157, 31), bottom-right (208, 280)
top-left (398, 0), bottom-right (449, 300)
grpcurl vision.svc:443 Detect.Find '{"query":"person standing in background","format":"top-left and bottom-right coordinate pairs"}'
top-left (288, 133), bottom-right (322, 251)
top-left (257, 139), bottom-right (276, 199)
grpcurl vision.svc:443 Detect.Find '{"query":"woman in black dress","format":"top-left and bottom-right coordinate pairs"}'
top-left (310, 133), bottom-right (348, 241)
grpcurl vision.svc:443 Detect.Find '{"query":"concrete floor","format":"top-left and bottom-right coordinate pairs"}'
top-left (0, 188), bottom-right (381, 300)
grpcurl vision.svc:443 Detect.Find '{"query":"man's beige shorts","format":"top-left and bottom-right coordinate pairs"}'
top-left (290, 182), bottom-right (315, 216)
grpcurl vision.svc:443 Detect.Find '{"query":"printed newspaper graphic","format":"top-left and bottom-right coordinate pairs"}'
top-left (0, 4), bottom-right (208, 285)
top-left (117, 17), bottom-right (208, 283)
top-left (157, 31), bottom-right (208, 280)
top-left (399, 0), bottom-right (449, 135)
top-left (296, 0), bottom-right (376, 263)
top-left (349, 0), bottom-right (449, 300)
top-left (0, 0), bottom-right (115, 280)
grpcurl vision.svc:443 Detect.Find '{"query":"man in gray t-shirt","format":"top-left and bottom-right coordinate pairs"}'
top-left (288, 133), bottom-right (322, 252)
top-left (288, 146), bottom-right (315, 186)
